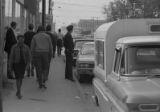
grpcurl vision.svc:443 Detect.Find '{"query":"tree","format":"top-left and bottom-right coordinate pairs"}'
top-left (103, 0), bottom-right (160, 22)
top-left (128, 0), bottom-right (160, 18)
top-left (103, 0), bottom-right (129, 22)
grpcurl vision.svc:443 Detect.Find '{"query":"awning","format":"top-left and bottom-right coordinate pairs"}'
top-left (16, 0), bottom-right (24, 5)
top-left (24, 0), bottom-right (37, 15)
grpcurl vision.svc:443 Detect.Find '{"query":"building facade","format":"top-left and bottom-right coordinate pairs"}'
top-left (4, 0), bottom-right (40, 34)
top-left (78, 19), bottom-right (106, 35)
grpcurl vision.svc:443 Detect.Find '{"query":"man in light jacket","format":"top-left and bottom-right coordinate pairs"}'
top-left (31, 25), bottom-right (53, 89)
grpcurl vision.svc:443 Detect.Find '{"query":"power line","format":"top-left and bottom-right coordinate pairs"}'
top-left (55, 1), bottom-right (104, 8)
top-left (54, 8), bottom-right (103, 13)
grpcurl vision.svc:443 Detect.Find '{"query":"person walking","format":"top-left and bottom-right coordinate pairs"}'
top-left (24, 23), bottom-right (36, 77)
top-left (45, 24), bottom-right (57, 80)
top-left (46, 24), bottom-right (57, 59)
top-left (9, 35), bottom-right (31, 99)
top-left (63, 25), bottom-right (74, 81)
top-left (31, 26), bottom-right (53, 89)
top-left (57, 29), bottom-right (63, 56)
top-left (4, 21), bottom-right (17, 79)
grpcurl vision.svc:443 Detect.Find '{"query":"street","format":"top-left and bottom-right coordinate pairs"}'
top-left (2, 56), bottom-right (100, 112)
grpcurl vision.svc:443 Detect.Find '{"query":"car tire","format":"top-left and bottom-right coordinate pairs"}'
top-left (75, 73), bottom-right (83, 83)
top-left (78, 75), bottom-right (85, 83)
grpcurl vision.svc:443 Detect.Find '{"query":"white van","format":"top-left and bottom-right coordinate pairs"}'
top-left (93, 19), bottom-right (160, 112)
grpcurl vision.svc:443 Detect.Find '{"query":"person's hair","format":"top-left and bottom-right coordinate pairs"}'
top-left (66, 25), bottom-right (73, 32)
top-left (37, 25), bottom-right (45, 33)
top-left (28, 24), bottom-right (34, 30)
top-left (58, 29), bottom-right (61, 32)
top-left (46, 24), bottom-right (52, 31)
top-left (17, 35), bottom-right (24, 40)
top-left (10, 21), bottom-right (17, 28)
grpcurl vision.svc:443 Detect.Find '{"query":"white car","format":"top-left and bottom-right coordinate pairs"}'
top-left (75, 42), bottom-right (95, 82)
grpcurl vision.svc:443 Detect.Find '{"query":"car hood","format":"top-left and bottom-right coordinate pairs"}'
top-left (78, 55), bottom-right (94, 62)
top-left (121, 78), bottom-right (160, 103)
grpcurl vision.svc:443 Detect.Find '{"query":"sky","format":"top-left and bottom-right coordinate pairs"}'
top-left (53, 0), bottom-right (113, 28)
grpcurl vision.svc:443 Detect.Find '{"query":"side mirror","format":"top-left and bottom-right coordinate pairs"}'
top-left (115, 47), bottom-right (121, 51)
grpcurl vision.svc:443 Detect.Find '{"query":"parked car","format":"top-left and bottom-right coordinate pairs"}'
top-left (73, 38), bottom-right (93, 66)
top-left (75, 42), bottom-right (95, 82)
top-left (93, 19), bottom-right (160, 112)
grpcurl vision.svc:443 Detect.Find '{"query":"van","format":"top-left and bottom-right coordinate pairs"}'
top-left (93, 19), bottom-right (160, 112)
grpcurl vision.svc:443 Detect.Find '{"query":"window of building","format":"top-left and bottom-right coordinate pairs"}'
top-left (5, 0), bottom-right (12, 17)
top-left (5, 0), bottom-right (12, 26)
top-left (95, 40), bottom-right (104, 69)
top-left (15, 2), bottom-right (20, 17)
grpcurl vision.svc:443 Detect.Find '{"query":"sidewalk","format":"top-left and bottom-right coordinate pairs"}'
top-left (2, 56), bottom-right (92, 112)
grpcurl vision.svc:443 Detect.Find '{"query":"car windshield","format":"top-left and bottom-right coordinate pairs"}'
top-left (75, 40), bottom-right (92, 50)
top-left (125, 45), bottom-right (160, 76)
top-left (81, 43), bottom-right (94, 55)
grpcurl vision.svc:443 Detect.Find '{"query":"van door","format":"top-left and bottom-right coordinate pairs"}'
top-left (93, 78), bottom-right (112, 112)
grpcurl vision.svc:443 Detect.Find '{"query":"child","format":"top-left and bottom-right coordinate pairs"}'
top-left (9, 35), bottom-right (31, 99)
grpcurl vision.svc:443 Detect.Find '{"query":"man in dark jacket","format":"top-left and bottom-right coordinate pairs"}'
top-left (24, 24), bottom-right (36, 48)
top-left (63, 25), bottom-right (74, 81)
top-left (46, 24), bottom-right (57, 58)
top-left (24, 24), bottom-right (36, 77)
top-left (4, 21), bottom-right (17, 79)
top-left (45, 24), bottom-right (57, 81)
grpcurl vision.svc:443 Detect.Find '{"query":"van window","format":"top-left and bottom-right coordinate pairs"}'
top-left (126, 45), bottom-right (160, 75)
top-left (114, 48), bottom-right (121, 73)
top-left (150, 25), bottom-right (160, 32)
top-left (95, 40), bottom-right (104, 69)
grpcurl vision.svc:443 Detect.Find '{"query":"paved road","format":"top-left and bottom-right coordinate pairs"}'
top-left (2, 56), bottom-right (99, 112)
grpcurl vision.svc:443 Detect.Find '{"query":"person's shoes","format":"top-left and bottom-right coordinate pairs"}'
top-left (17, 95), bottom-right (22, 99)
top-left (39, 85), bottom-right (43, 89)
top-left (70, 79), bottom-right (75, 82)
top-left (65, 77), bottom-right (75, 82)
top-left (42, 85), bottom-right (47, 89)
top-left (16, 92), bottom-right (22, 99)
top-left (31, 71), bottom-right (34, 77)
top-left (7, 73), bottom-right (15, 79)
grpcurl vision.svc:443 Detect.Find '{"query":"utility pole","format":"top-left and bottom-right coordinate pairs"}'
top-left (92, 17), bottom-right (95, 33)
top-left (0, 0), bottom-right (4, 111)
top-left (12, 0), bottom-right (16, 20)
top-left (48, 0), bottom-right (51, 14)
top-left (42, 0), bottom-right (46, 27)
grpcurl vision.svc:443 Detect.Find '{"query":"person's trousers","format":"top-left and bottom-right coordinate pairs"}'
top-left (27, 62), bottom-right (34, 76)
top-left (65, 53), bottom-right (73, 80)
top-left (34, 52), bottom-right (50, 86)
top-left (57, 46), bottom-right (62, 55)
top-left (7, 52), bottom-right (14, 79)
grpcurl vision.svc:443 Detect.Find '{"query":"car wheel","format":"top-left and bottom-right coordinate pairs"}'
top-left (75, 72), bottom-right (83, 82)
